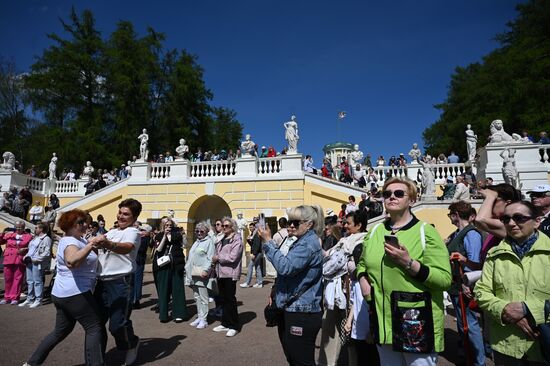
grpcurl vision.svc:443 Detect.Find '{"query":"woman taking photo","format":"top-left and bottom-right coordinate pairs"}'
top-left (475, 201), bottom-right (549, 364)
top-left (356, 177), bottom-right (451, 365)
top-left (0, 221), bottom-right (32, 305)
top-left (185, 221), bottom-right (215, 330)
top-left (19, 222), bottom-right (52, 308)
top-left (25, 209), bottom-right (105, 366)
top-left (153, 218), bottom-right (187, 323)
top-left (259, 205), bottom-right (324, 366)
top-left (212, 217), bottom-right (243, 337)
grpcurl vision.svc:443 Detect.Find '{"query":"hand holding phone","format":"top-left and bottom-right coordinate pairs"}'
top-left (384, 235), bottom-right (400, 248)
top-left (257, 213), bottom-right (266, 230)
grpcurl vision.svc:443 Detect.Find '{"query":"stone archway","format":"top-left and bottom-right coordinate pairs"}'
top-left (186, 195), bottom-right (231, 246)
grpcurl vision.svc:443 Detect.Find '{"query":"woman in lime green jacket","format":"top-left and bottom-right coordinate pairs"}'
top-left (356, 177), bottom-right (451, 365)
top-left (475, 201), bottom-right (549, 365)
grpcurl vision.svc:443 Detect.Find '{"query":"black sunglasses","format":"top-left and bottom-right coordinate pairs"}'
top-left (222, 224), bottom-right (231, 228)
top-left (76, 219), bottom-right (86, 226)
top-left (382, 189), bottom-right (406, 199)
top-left (500, 214), bottom-right (534, 224)
top-left (530, 192), bottom-right (549, 198)
top-left (288, 219), bottom-right (305, 227)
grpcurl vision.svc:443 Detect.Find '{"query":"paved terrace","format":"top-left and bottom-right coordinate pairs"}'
top-left (0, 269), bottom-right (493, 366)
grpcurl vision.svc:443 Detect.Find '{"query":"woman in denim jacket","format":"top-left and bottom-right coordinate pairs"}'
top-left (259, 205), bottom-right (324, 366)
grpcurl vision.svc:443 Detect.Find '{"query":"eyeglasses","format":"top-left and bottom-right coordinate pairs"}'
top-left (215, 223), bottom-right (222, 226)
top-left (195, 230), bottom-right (205, 234)
top-left (530, 192), bottom-right (550, 199)
top-left (382, 189), bottom-right (406, 199)
top-left (500, 214), bottom-right (534, 224)
top-left (222, 224), bottom-right (231, 228)
top-left (288, 219), bottom-right (307, 227)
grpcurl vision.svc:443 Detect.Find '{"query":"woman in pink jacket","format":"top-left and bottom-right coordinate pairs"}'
top-left (212, 217), bottom-right (243, 337)
top-left (1, 221), bottom-right (33, 304)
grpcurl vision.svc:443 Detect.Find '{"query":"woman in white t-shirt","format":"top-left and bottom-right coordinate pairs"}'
top-left (26, 209), bottom-right (106, 366)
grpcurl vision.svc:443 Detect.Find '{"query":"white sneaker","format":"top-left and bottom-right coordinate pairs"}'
top-left (124, 337), bottom-right (140, 366)
top-left (239, 283), bottom-right (250, 288)
top-left (226, 329), bottom-right (239, 337)
top-left (196, 320), bottom-right (208, 329)
top-left (29, 300), bottom-right (41, 308)
top-left (18, 299), bottom-right (33, 307)
top-left (253, 283), bottom-right (263, 288)
top-left (190, 318), bottom-right (200, 327)
top-left (213, 325), bottom-right (230, 332)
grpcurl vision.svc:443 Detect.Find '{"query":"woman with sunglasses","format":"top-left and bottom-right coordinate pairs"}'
top-left (25, 209), bottom-right (106, 366)
top-left (212, 217), bottom-right (243, 337)
top-left (259, 205), bottom-right (324, 366)
top-left (356, 177), bottom-right (451, 366)
top-left (153, 218), bottom-right (187, 323)
top-left (185, 221), bottom-right (215, 329)
top-left (475, 201), bottom-right (549, 365)
top-left (0, 220), bottom-right (33, 305)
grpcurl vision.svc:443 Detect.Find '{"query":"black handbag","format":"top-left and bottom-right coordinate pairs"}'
top-left (264, 280), bottom-right (316, 327)
top-left (539, 300), bottom-right (550, 363)
top-left (391, 291), bottom-right (435, 354)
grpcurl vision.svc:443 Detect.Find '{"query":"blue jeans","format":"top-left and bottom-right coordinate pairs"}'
top-left (133, 263), bottom-right (145, 303)
top-left (245, 253), bottom-right (263, 285)
top-left (26, 262), bottom-right (45, 301)
top-left (451, 295), bottom-right (486, 366)
top-left (94, 275), bottom-right (139, 351)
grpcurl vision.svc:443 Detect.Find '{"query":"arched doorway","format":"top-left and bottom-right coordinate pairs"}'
top-left (186, 195), bottom-right (231, 246)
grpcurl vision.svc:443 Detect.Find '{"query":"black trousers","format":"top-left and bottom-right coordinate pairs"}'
top-left (28, 292), bottom-right (106, 366)
top-left (218, 277), bottom-right (240, 330)
top-left (277, 311), bottom-right (322, 366)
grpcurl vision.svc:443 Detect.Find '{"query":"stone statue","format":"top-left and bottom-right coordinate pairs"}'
top-left (126, 161), bottom-right (132, 176)
top-left (500, 148), bottom-right (520, 189)
top-left (1, 151), bottom-right (15, 170)
top-left (240, 134), bottom-right (256, 157)
top-left (350, 144), bottom-right (364, 165)
top-left (48, 153), bottom-right (58, 180)
top-left (138, 128), bottom-right (149, 161)
top-left (175, 138), bottom-right (189, 160)
top-left (284, 115), bottom-right (299, 154)
top-left (408, 143), bottom-right (422, 164)
top-left (418, 160), bottom-right (436, 198)
top-left (236, 212), bottom-right (247, 241)
top-left (465, 124), bottom-right (478, 162)
top-left (81, 161), bottom-right (94, 179)
top-left (488, 119), bottom-right (523, 144)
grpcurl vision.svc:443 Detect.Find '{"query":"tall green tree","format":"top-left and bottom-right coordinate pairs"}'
top-left (423, 0), bottom-right (550, 158)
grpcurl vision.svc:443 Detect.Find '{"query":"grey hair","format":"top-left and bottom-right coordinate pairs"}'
top-left (286, 205), bottom-right (324, 236)
top-left (195, 221), bottom-right (210, 233)
top-left (221, 216), bottom-right (239, 233)
top-left (15, 220), bottom-right (25, 228)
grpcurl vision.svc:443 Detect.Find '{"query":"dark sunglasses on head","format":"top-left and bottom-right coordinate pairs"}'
top-left (500, 214), bottom-right (534, 224)
top-left (530, 192), bottom-right (549, 198)
top-left (382, 189), bottom-right (406, 199)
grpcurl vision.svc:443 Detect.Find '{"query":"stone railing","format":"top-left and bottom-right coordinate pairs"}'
top-left (190, 161), bottom-right (237, 178)
top-left (54, 180), bottom-right (81, 194)
top-left (372, 166), bottom-right (408, 182)
top-left (258, 157), bottom-right (282, 175)
top-left (150, 163), bottom-right (171, 180)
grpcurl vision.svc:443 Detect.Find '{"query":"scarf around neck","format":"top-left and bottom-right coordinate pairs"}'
top-left (508, 231), bottom-right (538, 260)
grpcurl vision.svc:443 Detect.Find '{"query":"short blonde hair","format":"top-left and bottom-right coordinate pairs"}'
top-left (287, 205), bottom-right (324, 236)
top-left (382, 177), bottom-right (418, 202)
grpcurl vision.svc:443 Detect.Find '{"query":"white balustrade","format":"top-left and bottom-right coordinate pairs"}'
top-left (258, 157), bottom-right (282, 175)
top-left (150, 163), bottom-right (171, 180)
top-left (55, 180), bottom-right (79, 194)
top-left (373, 166), bottom-right (408, 182)
top-left (25, 176), bottom-right (45, 192)
top-left (190, 161), bottom-right (236, 178)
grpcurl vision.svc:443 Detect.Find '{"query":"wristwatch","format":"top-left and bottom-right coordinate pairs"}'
top-left (405, 258), bottom-right (414, 270)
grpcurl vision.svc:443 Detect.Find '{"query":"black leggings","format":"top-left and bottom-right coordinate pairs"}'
top-left (28, 291), bottom-right (106, 366)
top-left (277, 311), bottom-right (322, 366)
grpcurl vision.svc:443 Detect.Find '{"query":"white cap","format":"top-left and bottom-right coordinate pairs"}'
top-left (326, 209), bottom-right (335, 216)
top-left (526, 184), bottom-right (550, 194)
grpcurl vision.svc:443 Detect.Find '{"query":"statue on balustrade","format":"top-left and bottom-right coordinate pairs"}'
top-left (465, 124), bottom-right (478, 162)
top-left (138, 128), bottom-right (149, 161)
top-left (48, 153), bottom-right (58, 180)
top-left (175, 139), bottom-right (189, 160)
top-left (350, 144), bottom-right (364, 165)
top-left (418, 159), bottom-right (436, 197)
top-left (488, 119), bottom-right (525, 144)
top-left (408, 143), bottom-right (422, 164)
top-left (500, 148), bottom-right (520, 189)
top-left (1, 151), bottom-right (15, 170)
top-left (284, 115), bottom-right (299, 154)
top-left (81, 161), bottom-right (94, 179)
top-left (240, 134), bottom-right (256, 157)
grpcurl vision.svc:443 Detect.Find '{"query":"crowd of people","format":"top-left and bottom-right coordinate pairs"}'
top-left (1, 178), bottom-right (550, 365)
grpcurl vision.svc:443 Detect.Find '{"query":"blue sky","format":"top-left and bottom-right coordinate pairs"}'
top-left (0, 0), bottom-right (520, 165)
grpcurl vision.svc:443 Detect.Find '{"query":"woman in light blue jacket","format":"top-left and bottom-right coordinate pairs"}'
top-left (185, 221), bottom-right (215, 330)
top-left (20, 222), bottom-right (52, 308)
top-left (259, 205), bottom-right (324, 366)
